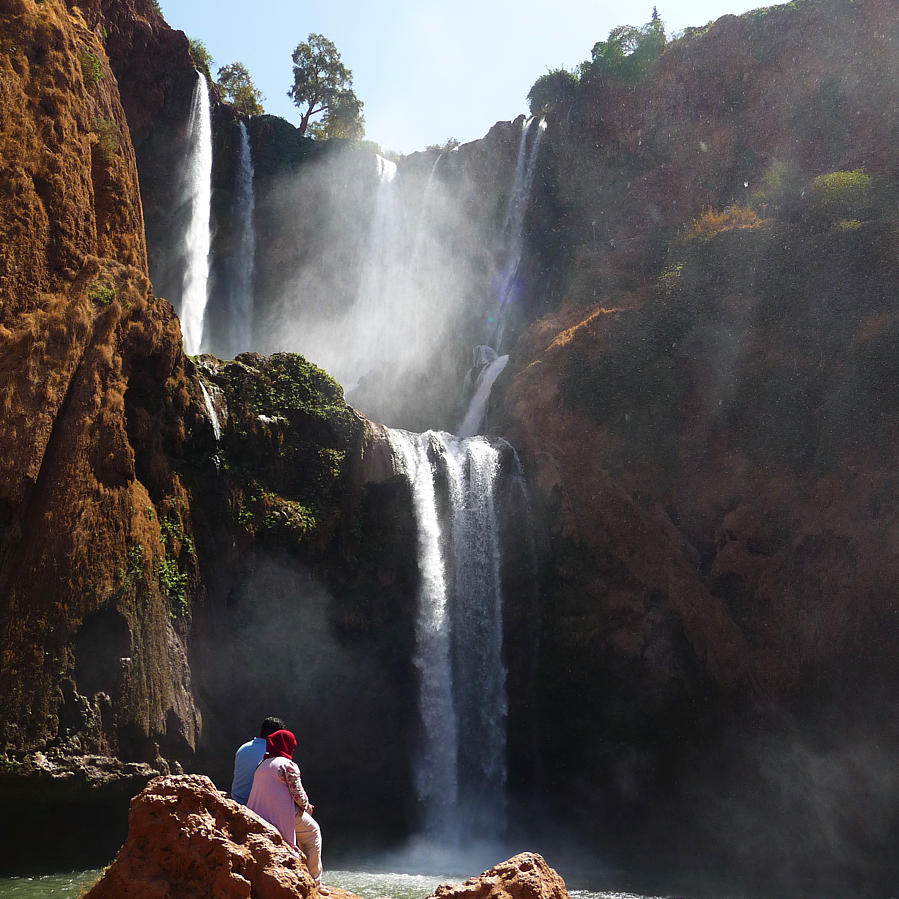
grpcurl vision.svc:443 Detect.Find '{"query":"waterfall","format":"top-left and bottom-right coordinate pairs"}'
top-left (386, 428), bottom-right (507, 839)
top-left (200, 381), bottom-right (221, 442)
top-left (457, 350), bottom-right (509, 438)
top-left (489, 117), bottom-right (546, 353)
top-left (179, 71), bottom-right (212, 356)
top-left (231, 120), bottom-right (256, 356)
top-left (386, 429), bottom-right (460, 836)
top-left (456, 118), bottom-right (545, 435)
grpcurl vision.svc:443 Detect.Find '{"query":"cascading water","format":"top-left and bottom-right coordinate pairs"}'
top-left (200, 381), bottom-right (221, 442)
top-left (179, 71), bottom-right (213, 356)
top-left (457, 348), bottom-right (509, 438)
top-left (489, 116), bottom-right (546, 354)
top-left (386, 428), bottom-right (508, 840)
top-left (457, 118), bottom-right (545, 435)
top-left (386, 429), bottom-right (460, 837)
top-left (230, 120), bottom-right (256, 356)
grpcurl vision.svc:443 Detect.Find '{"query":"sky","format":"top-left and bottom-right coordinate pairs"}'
top-left (161, 0), bottom-right (773, 155)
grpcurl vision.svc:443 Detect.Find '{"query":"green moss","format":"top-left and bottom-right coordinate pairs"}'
top-left (88, 282), bottom-right (116, 306)
top-left (158, 557), bottom-right (188, 619)
top-left (79, 47), bottom-right (103, 87)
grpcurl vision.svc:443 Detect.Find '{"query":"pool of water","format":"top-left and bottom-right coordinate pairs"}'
top-left (0, 869), bottom-right (669, 899)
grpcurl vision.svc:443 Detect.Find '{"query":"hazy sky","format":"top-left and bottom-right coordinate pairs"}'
top-left (161, 0), bottom-right (771, 155)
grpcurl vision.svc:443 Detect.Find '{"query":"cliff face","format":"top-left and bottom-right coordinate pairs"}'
top-left (497, 0), bottom-right (899, 887)
top-left (0, 0), bottom-right (196, 758)
top-left (0, 0), bottom-right (422, 870)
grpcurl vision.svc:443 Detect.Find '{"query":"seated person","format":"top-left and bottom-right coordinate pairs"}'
top-left (230, 716), bottom-right (285, 805)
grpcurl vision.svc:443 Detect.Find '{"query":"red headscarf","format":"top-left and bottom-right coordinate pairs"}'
top-left (263, 729), bottom-right (297, 761)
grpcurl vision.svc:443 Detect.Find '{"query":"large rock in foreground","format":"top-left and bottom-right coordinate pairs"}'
top-left (85, 774), bottom-right (330, 898)
top-left (430, 853), bottom-right (570, 899)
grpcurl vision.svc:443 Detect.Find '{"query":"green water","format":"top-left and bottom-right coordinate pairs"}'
top-left (0, 869), bottom-right (664, 899)
top-left (0, 870), bottom-right (101, 897)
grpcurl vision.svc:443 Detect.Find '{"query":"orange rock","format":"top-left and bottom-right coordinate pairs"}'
top-left (84, 774), bottom-right (348, 899)
top-left (429, 853), bottom-right (570, 899)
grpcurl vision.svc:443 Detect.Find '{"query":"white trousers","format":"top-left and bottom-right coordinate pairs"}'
top-left (295, 809), bottom-right (323, 882)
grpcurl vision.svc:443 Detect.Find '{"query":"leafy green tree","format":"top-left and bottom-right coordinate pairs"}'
top-left (188, 37), bottom-right (213, 83)
top-left (288, 33), bottom-right (364, 138)
top-left (217, 62), bottom-right (265, 116)
top-left (527, 68), bottom-right (578, 115)
top-left (585, 7), bottom-right (666, 82)
top-left (308, 89), bottom-right (365, 139)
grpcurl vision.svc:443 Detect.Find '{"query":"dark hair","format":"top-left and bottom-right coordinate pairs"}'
top-left (259, 717), bottom-right (286, 739)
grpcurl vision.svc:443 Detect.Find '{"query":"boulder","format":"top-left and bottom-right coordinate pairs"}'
top-left (84, 774), bottom-right (350, 899)
top-left (429, 853), bottom-right (570, 899)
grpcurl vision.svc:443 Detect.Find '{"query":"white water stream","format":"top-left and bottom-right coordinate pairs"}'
top-left (179, 71), bottom-right (212, 355)
top-left (230, 120), bottom-right (256, 356)
top-left (386, 428), bottom-right (506, 840)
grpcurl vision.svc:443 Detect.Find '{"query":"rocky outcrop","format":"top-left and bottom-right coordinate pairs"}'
top-left (0, 0), bottom-right (199, 760)
top-left (495, 0), bottom-right (899, 886)
top-left (429, 854), bottom-right (569, 899)
top-left (86, 777), bottom-right (565, 899)
top-left (84, 774), bottom-right (337, 898)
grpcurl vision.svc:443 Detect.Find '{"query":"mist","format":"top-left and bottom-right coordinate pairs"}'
top-left (244, 140), bottom-right (517, 431)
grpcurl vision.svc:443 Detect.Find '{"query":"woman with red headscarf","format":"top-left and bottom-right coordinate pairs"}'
top-left (248, 729), bottom-right (326, 892)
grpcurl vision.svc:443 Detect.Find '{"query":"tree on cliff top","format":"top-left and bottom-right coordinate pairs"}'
top-left (217, 62), bottom-right (265, 116)
top-left (527, 68), bottom-right (579, 115)
top-left (583, 7), bottom-right (666, 82)
top-left (288, 33), bottom-right (365, 139)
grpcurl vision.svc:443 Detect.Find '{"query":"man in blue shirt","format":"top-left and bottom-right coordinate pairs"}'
top-left (230, 716), bottom-right (286, 805)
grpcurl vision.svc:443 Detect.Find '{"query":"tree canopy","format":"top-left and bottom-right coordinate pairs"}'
top-left (584, 7), bottom-right (666, 82)
top-left (527, 68), bottom-right (579, 115)
top-left (188, 38), bottom-right (213, 83)
top-left (288, 33), bottom-right (364, 139)
top-left (217, 62), bottom-right (265, 116)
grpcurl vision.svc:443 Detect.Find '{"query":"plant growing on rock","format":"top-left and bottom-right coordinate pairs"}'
top-left (216, 62), bottom-right (265, 116)
top-left (79, 47), bottom-right (103, 87)
top-left (288, 33), bottom-right (364, 138)
top-left (582, 7), bottom-right (667, 83)
top-left (809, 169), bottom-right (872, 226)
top-left (527, 68), bottom-right (579, 115)
top-left (188, 37), bottom-right (213, 83)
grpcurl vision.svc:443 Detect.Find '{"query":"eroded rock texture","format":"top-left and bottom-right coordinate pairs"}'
top-left (429, 854), bottom-right (569, 899)
top-left (84, 774), bottom-right (325, 899)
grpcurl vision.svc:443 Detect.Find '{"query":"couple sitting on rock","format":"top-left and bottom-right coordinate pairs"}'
top-left (232, 716), bottom-right (328, 894)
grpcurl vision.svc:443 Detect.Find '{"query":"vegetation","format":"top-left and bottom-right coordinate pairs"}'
top-left (148, 0), bottom-right (162, 15)
top-left (79, 47), bottom-right (103, 87)
top-left (90, 116), bottom-right (120, 162)
top-left (217, 62), bottom-right (265, 116)
top-left (425, 137), bottom-right (461, 153)
top-left (582, 7), bottom-right (666, 83)
top-left (288, 33), bottom-right (364, 139)
top-left (158, 558), bottom-right (188, 618)
top-left (527, 68), bottom-right (578, 115)
top-left (809, 168), bottom-right (873, 225)
top-left (682, 205), bottom-right (762, 241)
top-left (188, 37), bottom-right (213, 83)
top-left (159, 514), bottom-right (193, 619)
top-left (88, 282), bottom-right (116, 306)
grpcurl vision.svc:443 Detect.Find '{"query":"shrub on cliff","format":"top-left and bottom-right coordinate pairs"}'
top-left (809, 169), bottom-right (873, 227)
top-left (527, 68), bottom-right (579, 115)
top-left (188, 37), bottom-right (213, 83)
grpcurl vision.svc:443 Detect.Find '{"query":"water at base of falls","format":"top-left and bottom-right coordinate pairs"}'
top-left (385, 428), bottom-right (507, 842)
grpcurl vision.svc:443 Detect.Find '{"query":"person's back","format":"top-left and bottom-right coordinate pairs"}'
top-left (231, 716), bottom-right (285, 805)
top-left (247, 754), bottom-right (299, 848)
